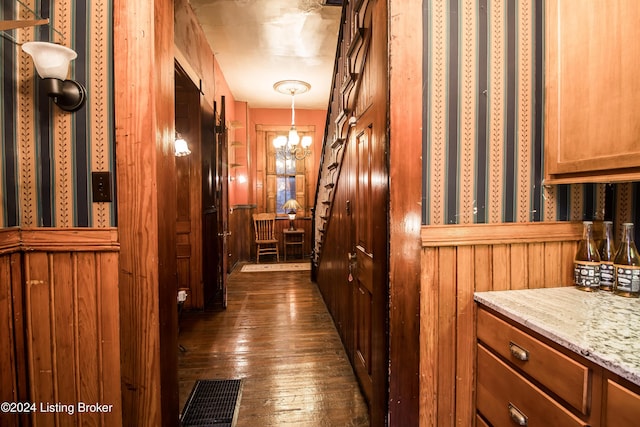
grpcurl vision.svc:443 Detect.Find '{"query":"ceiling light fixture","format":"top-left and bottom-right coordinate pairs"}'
top-left (273, 80), bottom-right (312, 161)
top-left (22, 41), bottom-right (87, 112)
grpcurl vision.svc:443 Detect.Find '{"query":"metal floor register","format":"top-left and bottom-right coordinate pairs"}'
top-left (181, 379), bottom-right (243, 427)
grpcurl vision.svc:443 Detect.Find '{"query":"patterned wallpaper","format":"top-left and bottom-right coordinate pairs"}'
top-left (0, 0), bottom-right (114, 228)
top-left (422, 0), bottom-right (640, 243)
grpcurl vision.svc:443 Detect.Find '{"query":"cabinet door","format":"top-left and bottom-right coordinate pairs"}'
top-left (545, 0), bottom-right (640, 183)
top-left (604, 379), bottom-right (640, 426)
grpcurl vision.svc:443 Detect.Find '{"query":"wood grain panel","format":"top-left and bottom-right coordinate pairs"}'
top-left (545, 0), bottom-right (640, 182)
top-left (0, 251), bottom-right (21, 427)
top-left (228, 205), bottom-right (255, 271)
top-left (114, 0), bottom-right (178, 422)
top-left (455, 246), bottom-right (476, 426)
top-left (419, 221), bottom-right (582, 426)
top-left (2, 230), bottom-right (124, 427)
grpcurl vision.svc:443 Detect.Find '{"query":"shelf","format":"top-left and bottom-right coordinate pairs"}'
top-left (0, 19), bottom-right (49, 31)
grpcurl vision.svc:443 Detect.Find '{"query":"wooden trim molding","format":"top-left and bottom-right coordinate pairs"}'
top-left (0, 228), bottom-right (21, 254)
top-left (0, 228), bottom-right (119, 254)
top-left (421, 221), bottom-right (583, 247)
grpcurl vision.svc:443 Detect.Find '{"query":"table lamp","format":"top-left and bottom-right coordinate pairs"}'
top-left (282, 199), bottom-right (302, 230)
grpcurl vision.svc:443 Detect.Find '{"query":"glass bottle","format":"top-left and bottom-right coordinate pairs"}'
top-left (613, 223), bottom-right (640, 298)
top-left (598, 221), bottom-right (616, 291)
top-left (574, 221), bottom-right (601, 291)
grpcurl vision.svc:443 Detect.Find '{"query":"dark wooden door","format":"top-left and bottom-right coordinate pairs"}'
top-left (202, 101), bottom-right (218, 308)
top-left (201, 98), bottom-right (229, 309)
top-left (217, 97), bottom-right (230, 308)
top-left (351, 114), bottom-right (388, 425)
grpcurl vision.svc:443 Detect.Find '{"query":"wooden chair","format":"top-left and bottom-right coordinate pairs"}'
top-left (252, 213), bottom-right (279, 263)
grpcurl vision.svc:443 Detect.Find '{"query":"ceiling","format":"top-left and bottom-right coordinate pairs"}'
top-left (188, 0), bottom-right (343, 110)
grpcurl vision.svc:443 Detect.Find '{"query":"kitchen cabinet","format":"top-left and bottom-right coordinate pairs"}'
top-left (476, 302), bottom-right (640, 426)
top-left (545, 0), bottom-right (640, 183)
top-left (604, 376), bottom-right (640, 426)
top-left (477, 307), bottom-right (598, 426)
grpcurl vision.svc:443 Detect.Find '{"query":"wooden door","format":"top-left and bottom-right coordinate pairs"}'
top-left (351, 115), bottom-right (388, 423)
top-left (175, 65), bottom-right (203, 309)
top-left (217, 97), bottom-right (230, 308)
top-left (201, 97), bottom-right (229, 309)
top-left (202, 101), bottom-right (219, 308)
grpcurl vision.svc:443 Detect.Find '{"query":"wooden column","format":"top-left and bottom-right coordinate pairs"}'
top-left (388, 0), bottom-right (423, 425)
top-left (113, 0), bottom-right (179, 424)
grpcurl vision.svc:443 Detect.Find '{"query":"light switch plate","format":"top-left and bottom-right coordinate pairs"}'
top-left (91, 171), bottom-right (112, 202)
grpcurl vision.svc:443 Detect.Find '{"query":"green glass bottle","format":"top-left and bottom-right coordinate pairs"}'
top-left (598, 221), bottom-right (616, 291)
top-left (574, 221), bottom-right (600, 291)
top-left (613, 223), bottom-right (640, 298)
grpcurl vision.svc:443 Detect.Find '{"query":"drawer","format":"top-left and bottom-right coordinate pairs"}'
top-left (604, 379), bottom-right (640, 426)
top-left (477, 308), bottom-right (590, 414)
top-left (477, 344), bottom-right (588, 427)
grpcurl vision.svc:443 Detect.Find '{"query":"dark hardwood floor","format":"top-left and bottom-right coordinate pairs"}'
top-left (177, 265), bottom-right (370, 426)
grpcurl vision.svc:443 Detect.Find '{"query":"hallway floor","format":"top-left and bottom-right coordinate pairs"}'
top-left (177, 266), bottom-right (370, 426)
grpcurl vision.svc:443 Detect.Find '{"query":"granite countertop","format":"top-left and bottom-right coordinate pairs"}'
top-left (474, 287), bottom-right (640, 386)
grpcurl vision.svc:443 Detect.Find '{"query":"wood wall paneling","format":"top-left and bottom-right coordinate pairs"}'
top-left (0, 228), bottom-right (122, 426)
top-left (0, 249), bottom-right (24, 427)
top-left (419, 222), bottom-right (581, 426)
top-left (228, 205), bottom-right (255, 270)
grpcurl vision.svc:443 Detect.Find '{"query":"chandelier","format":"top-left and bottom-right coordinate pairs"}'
top-left (272, 80), bottom-right (313, 161)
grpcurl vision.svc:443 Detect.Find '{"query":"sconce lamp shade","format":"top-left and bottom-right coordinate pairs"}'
top-left (174, 134), bottom-right (191, 157)
top-left (22, 41), bottom-right (76, 80)
top-left (21, 41), bottom-right (87, 112)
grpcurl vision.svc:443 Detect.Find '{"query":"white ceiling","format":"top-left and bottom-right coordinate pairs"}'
top-left (188, 0), bottom-right (343, 109)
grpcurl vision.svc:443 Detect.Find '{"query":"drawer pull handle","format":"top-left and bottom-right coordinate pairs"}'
top-left (508, 403), bottom-right (528, 426)
top-left (509, 341), bottom-right (529, 361)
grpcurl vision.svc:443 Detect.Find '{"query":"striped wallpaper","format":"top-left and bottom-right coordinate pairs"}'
top-left (422, 0), bottom-right (640, 240)
top-left (0, 0), bottom-right (114, 228)
top-left (1, 0), bottom-right (638, 237)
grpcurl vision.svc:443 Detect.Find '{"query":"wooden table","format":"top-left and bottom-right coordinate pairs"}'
top-left (283, 229), bottom-right (305, 261)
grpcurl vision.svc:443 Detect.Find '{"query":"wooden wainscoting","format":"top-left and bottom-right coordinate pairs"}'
top-left (229, 205), bottom-right (255, 271)
top-left (0, 228), bottom-right (122, 427)
top-left (419, 221), bottom-right (582, 427)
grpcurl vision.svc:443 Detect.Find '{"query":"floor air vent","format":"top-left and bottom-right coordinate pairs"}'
top-left (181, 379), bottom-right (243, 427)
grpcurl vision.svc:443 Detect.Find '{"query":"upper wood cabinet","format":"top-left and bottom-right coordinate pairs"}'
top-left (545, 0), bottom-right (640, 183)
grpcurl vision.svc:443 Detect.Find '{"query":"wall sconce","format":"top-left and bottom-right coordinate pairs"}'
top-left (282, 199), bottom-right (302, 230)
top-left (21, 41), bottom-right (86, 112)
top-left (174, 133), bottom-right (191, 157)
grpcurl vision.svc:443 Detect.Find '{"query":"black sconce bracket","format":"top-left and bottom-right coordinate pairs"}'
top-left (43, 77), bottom-right (87, 112)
